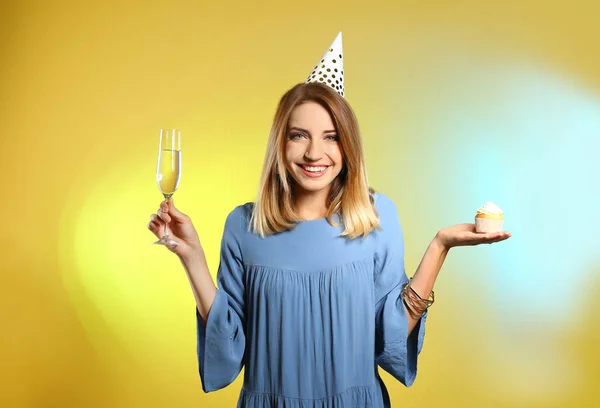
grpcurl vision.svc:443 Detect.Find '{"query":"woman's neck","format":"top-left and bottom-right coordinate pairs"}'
top-left (293, 188), bottom-right (330, 221)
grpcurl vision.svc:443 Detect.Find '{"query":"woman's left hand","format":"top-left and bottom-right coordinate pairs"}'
top-left (436, 223), bottom-right (511, 250)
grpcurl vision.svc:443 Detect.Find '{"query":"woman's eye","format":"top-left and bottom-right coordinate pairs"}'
top-left (325, 135), bottom-right (339, 141)
top-left (289, 133), bottom-right (305, 140)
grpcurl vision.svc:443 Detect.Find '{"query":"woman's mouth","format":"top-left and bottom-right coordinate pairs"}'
top-left (297, 164), bottom-right (330, 178)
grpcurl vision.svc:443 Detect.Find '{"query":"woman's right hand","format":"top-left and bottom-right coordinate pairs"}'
top-left (148, 198), bottom-right (203, 261)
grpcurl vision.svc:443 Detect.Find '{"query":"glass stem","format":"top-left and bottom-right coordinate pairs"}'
top-left (163, 196), bottom-right (170, 238)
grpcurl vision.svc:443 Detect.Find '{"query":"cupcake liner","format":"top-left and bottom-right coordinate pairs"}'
top-left (475, 217), bottom-right (504, 233)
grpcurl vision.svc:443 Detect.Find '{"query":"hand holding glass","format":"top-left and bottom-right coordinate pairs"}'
top-left (153, 129), bottom-right (181, 246)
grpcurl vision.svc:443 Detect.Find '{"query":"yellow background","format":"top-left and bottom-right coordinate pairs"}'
top-left (1, 0), bottom-right (599, 407)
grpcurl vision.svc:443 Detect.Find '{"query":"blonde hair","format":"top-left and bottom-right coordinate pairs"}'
top-left (250, 82), bottom-right (380, 239)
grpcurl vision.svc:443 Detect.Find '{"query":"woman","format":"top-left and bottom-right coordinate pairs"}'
top-left (147, 35), bottom-right (510, 408)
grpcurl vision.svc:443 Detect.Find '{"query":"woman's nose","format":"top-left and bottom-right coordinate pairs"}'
top-left (304, 140), bottom-right (324, 161)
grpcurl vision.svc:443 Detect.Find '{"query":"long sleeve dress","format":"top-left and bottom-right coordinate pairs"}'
top-left (196, 192), bottom-right (427, 407)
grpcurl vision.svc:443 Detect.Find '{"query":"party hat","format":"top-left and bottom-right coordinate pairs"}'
top-left (305, 32), bottom-right (345, 98)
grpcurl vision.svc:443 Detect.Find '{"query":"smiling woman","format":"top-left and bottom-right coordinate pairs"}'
top-left (146, 32), bottom-right (510, 408)
top-left (252, 82), bottom-right (379, 239)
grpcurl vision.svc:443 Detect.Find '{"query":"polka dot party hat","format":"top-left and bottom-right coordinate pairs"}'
top-left (305, 32), bottom-right (345, 98)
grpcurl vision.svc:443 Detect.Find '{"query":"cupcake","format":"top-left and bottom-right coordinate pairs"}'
top-left (475, 202), bottom-right (504, 233)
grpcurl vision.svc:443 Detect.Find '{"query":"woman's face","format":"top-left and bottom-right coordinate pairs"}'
top-left (284, 101), bottom-right (343, 196)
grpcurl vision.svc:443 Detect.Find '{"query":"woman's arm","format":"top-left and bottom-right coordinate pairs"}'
top-left (180, 251), bottom-right (217, 324)
top-left (405, 235), bottom-right (447, 334)
top-left (150, 198), bottom-right (218, 323)
top-left (406, 224), bottom-right (511, 334)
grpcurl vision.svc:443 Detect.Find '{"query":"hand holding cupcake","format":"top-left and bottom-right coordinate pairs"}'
top-left (434, 201), bottom-right (511, 250)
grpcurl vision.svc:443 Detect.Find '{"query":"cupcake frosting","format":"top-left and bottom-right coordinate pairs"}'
top-left (476, 201), bottom-right (503, 215)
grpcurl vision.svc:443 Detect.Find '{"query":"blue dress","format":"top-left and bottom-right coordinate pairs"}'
top-left (196, 192), bottom-right (427, 407)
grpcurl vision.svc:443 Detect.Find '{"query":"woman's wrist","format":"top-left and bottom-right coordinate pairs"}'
top-left (179, 247), bottom-right (207, 270)
top-left (433, 230), bottom-right (451, 253)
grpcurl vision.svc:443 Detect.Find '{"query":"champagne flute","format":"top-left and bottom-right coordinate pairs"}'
top-left (153, 129), bottom-right (181, 246)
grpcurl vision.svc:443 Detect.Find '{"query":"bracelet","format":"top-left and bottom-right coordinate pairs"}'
top-left (401, 278), bottom-right (434, 319)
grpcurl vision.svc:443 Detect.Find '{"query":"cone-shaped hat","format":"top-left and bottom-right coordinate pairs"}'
top-left (305, 32), bottom-right (345, 98)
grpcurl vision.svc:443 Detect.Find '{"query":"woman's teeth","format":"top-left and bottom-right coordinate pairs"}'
top-left (303, 166), bottom-right (327, 172)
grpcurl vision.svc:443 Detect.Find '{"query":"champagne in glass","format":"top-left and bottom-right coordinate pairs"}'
top-left (153, 129), bottom-right (181, 246)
